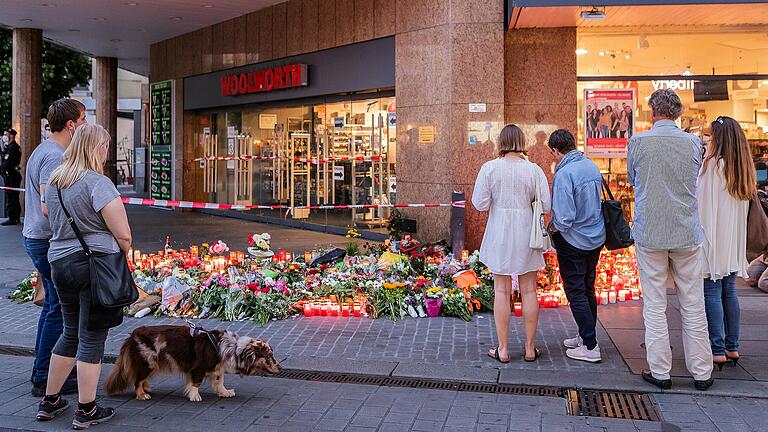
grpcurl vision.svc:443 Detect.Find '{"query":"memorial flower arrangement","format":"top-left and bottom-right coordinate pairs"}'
top-left (9, 272), bottom-right (38, 303)
top-left (9, 234), bottom-right (643, 325)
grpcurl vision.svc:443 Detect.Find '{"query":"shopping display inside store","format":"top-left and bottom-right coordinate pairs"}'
top-left (194, 96), bottom-right (397, 232)
top-left (575, 28), bottom-right (768, 217)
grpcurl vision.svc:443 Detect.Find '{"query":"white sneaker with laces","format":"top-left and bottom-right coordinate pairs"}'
top-left (566, 344), bottom-right (602, 363)
top-left (563, 335), bottom-right (583, 349)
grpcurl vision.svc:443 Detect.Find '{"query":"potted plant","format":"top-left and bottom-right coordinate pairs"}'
top-left (424, 287), bottom-right (444, 317)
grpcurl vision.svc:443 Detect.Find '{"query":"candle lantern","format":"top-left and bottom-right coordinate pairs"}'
top-left (353, 302), bottom-right (362, 317)
top-left (190, 245), bottom-right (198, 257)
top-left (461, 250), bottom-right (470, 262)
top-left (285, 251), bottom-right (294, 262)
top-left (320, 302), bottom-right (328, 316)
top-left (608, 291), bottom-right (617, 304)
top-left (303, 302), bottom-right (313, 317)
top-left (513, 302), bottom-right (523, 317)
top-left (341, 303), bottom-right (351, 317)
top-left (330, 302), bottom-right (339, 317)
top-left (599, 291), bottom-right (609, 305)
top-left (304, 250), bottom-right (313, 263)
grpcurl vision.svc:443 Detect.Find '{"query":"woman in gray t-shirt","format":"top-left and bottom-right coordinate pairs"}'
top-left (38, 123), bottom-right (131, 428)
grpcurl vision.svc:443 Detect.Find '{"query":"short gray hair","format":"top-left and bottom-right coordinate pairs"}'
top-left (648, 89), bottom-right (683, 120)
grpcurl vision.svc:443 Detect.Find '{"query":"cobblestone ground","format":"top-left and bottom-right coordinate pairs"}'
top-left (3, 354), bottom-right (767, 432)
top-left (0, 299), bottom-right (627, 375)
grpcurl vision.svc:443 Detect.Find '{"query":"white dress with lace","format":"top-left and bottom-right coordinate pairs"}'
top-left (472, 158), bottom-right (551, 275)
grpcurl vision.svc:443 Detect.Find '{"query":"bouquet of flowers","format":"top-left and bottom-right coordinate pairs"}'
top-left (9, 272), bottom-right (37, 304)
top-left (248, 233), bottom-right (274, 258)
top-left (442, 289), bottom-right (472, 321)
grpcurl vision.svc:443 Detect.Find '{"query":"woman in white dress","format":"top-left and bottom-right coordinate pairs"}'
top-left (472, 124), bottom-right (551, 363)
top-left (698, 116), bottom-right (756, 371)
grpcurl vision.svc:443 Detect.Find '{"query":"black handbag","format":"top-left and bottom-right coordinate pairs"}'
top-left (601, 178), bottom-right (634, 250)
top-left (57, 187), bottom-right (138, 309)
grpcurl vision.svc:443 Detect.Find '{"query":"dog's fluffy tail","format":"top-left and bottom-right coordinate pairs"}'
top-left (104, 339), bottom-right (134, 395)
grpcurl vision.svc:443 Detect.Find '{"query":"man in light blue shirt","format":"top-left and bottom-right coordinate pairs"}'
top-left (547, 129), bottom-right (605, 363)
top-left (627, 88), bottom-right (713, 391)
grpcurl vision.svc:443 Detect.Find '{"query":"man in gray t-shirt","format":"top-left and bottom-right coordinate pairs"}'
top-left (23, 98), bottom-right (86, 396)
top-left (23, 139), bottom-right (64, 239)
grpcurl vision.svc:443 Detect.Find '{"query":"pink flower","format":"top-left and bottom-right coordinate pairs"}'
top-left (210, 241), bottom-right (229, 255)
top-left (275, 280), bottom-right (288, 294)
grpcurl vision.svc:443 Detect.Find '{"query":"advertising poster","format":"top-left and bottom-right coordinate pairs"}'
top-left (150, 80), bottom-right (173, 200)
top-left (584, 88), bottom-right (636, 158)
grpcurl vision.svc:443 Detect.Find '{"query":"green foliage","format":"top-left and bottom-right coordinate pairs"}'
top-left (0, 29), bottom-right (91, 128)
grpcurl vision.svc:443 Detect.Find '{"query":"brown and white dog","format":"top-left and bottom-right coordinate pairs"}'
top-left (104, 325), bottom-right (281, 402)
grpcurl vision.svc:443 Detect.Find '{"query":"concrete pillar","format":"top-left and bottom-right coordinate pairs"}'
top-left (95, 57), bottom-right (118, 183)
top-left (11, 28), bottom-right (42, 174)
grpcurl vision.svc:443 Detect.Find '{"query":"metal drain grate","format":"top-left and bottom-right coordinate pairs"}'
top-left (566, 389), bottom-right (659, 421)
top-left (0, 344), bottom-right (559, 397)
top-left (272, 369), bottom-right (560, 396)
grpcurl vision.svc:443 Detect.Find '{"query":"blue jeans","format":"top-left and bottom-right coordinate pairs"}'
top-left (704, 273), bottom-right (740, 356)
top-left (24, 237), bottom-right (64, 383)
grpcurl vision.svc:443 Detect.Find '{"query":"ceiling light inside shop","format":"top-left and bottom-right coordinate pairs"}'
top-left (580, 7), bottom-right (606, 21)
top-left (625, 54), bottom-right (631, 59)
top-left (575, 48), bottom-right (588, 56)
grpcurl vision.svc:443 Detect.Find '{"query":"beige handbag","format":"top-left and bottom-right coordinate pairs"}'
top-left (529, 178), bottom-right (551, 251)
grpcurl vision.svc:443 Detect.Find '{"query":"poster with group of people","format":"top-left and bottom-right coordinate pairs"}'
top-left (584, 89), bottom-right (636, 158)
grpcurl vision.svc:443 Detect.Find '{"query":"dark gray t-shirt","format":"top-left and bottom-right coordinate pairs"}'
top-left (45, 171), bottom-right (121, 262)
top-left (22, 139), bottom-right (65, 239)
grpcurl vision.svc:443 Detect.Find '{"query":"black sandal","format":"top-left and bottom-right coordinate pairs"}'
top-left (488, 346), bottom-right (510, 364)
top-left (523, 347), bottom-right (542, 362)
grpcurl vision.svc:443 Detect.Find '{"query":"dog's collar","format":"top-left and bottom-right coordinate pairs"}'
top-left (184, 319), bottom-right (218, 348)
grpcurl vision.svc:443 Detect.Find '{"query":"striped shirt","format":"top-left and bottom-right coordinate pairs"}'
top-left (627, 119), bottom-right (703, 250)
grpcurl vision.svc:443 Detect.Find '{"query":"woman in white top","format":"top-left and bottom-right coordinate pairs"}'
top-left (698, 116), bottom-right (756, 371)
top-left (472, 124), bottom-right (551, 363)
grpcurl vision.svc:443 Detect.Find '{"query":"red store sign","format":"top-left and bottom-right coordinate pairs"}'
top-left (220, 63), bottom-right (308, 97)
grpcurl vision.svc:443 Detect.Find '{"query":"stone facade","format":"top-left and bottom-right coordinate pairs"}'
top-left (149, 0), bottom-right (577, 249)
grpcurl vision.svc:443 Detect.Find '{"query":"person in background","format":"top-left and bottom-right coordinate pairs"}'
top-left (547, 129), bottom-right (606, 363)
top-left (624, 105), bottom-right (634, 138)
top-left (619, 105), bottom-right (630, 138)
top-left (585, 105), bottom-right (595, 139)
top-left (23, 98), bottom-right (87, 397)
top-left (628, 88), bottom-right (714, 391)
top-left (611, 103), bottom-right (621, 138)
top-left (698, 116), bottom-right (756, 371)
top-left (589, 107), bottom-right (601, 139)
top-left (473, 124), bottom-right (550, 363)
top-left (745, 255), bottom-right (768, 293)
top-left (1, 129), bottom-right (22, 225)
top-left (42, 124), bottom-right (52, 140)
top-left (36, 123), bottom-right (129, 428)
top-left (598, 107), bottom-right (612, 138)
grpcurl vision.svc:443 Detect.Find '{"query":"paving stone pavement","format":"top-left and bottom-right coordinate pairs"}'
top-left (3, 353), bottom-right (765, 432)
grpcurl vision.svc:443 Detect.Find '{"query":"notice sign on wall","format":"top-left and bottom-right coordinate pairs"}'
top-left (584, 88), bottom-right (636, 158)
top-left (150, 80), bottom-right (173, 200)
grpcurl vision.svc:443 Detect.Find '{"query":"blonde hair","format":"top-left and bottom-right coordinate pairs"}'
top-left (498, 124), bottom-right (526, 156)
top-left (704, 116), bottom-right (756, 201)
top-left (49, 123), bottom-right (110, 189)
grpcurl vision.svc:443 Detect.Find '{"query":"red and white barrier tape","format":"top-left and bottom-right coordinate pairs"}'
top-left (122, 197), bottom-right (466, 211)
top-left (0, 186), bottom-right (466, 211)
top-left (192, 155), bottom-right (386, 164)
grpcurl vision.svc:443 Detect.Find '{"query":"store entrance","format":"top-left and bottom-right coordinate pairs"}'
top-left (195, 95), bottom-right (397, 232)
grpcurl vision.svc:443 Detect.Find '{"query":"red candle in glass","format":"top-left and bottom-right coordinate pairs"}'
top-left (303, 303), bottom-right (313, 317)
top-left (312, 302), bottom-right (321, 315)
top-left (353, 303), bottom-right (361, 317)
top-left (513, 302), bottom-right (523, 317)
top-left (330, 303), bottom-right (339, 316)
top-left (341, 304), bottom-right (350, 317)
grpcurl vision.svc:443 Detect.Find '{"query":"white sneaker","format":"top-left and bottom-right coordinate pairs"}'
top-left (563, 335), bottom-right (583, 349)
top-left (566, 344), bottom-right (602, 363)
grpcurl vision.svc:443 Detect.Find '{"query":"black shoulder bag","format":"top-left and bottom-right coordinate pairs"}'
top-left (601, 178), bottom-right (634, 250)
top-left (57, 187), bottom-right (138, 310)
